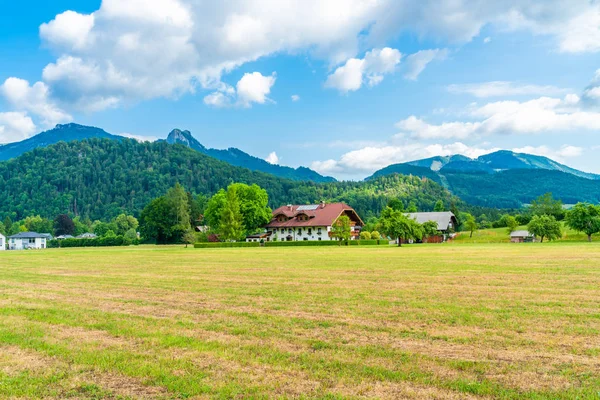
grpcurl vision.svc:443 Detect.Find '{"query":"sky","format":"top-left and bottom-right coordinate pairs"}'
top-left (1, 0), bottom-right (600, 180)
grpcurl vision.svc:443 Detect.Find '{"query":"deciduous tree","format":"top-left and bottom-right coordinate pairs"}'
top-left (505, 215), bottom-right (519, 235)
top-left (528, 215), bottom-right (562, 243)
top-left (530, 193), bottom-right (564, 220)
top-left (464, 214), bottom-right (477, 238)
top-left (54, 214), bottom-right (75, 236)
top-left (331, 215), bottom-right (352, 244)
top-left (565, 203), bottom-right (600, 242)
top-left (220, 185), bottom-right (244, 241)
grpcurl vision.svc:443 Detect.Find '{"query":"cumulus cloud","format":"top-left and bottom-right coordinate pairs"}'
top-left (396, 94), bottom-right (600, 140)
top-left (0, 0), bottom-right (596, 115)
top-left (291, 94), bottom-right (300, 102)
top-left (204, 72), bottom-right (276, 108)
top-left (325, 47), bottom-right (402, 92)
top-left (512, 145), bottom-right (583, 159)
top-left (39, 10), bottom-right (95, 51)
top-left (0, 112), bottom-right (37, 144)
top-left (483, 36), bottom-right (492, 43)
top-left (265, 151), bottom-right (279, 164)
top-left (0, 78), bottom-right (72, 127)
top-left (236, 72), bottom-right (276, 107)
top-left (582, 69), bottom-right (600, 105)
top-left (447, 81), bottom-right (570, 98)
top-left (403, 49), bottom-right (447, 80)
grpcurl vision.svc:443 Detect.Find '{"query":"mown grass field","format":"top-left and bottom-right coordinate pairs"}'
top-left (1, 244), bottom-right (599, 399)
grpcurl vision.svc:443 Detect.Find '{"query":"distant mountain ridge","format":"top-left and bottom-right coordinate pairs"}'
top-left (367, 151), bottom-right (600, 208)
top-left (370, 150), bottom-right (599, 180)
top-left (163, 129), bottom-right (336, 182)
top-left (0, 124), bottom-right (335, 183)
top-left (0, 123), bottom-right (122, 161)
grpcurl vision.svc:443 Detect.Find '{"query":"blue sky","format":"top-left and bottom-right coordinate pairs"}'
top-left (1, 1), bottom-right (600, 180)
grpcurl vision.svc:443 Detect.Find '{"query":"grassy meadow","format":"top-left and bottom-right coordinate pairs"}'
top-left (1, 244), bottom-right (599, 399)
top-left (453, 223), bottom-right (590, 243)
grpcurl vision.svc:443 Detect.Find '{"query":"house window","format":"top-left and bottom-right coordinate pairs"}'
top-left (281, 229), bottom-right (284, 234)
top-left (308, 228), bottom-right (312, 235)
top-left (28, 238), bottom-right (35, 244)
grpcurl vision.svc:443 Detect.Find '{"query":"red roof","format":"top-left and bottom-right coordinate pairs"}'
top-left (266, 203), bottom-right (364, 228)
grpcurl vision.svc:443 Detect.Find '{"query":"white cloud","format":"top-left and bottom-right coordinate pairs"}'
top-left (39, 10), bottom-right (95, 51)
top-left (0, 0), bottom-right (596, 114)
top-left (265, 151), bottom-right (279, 164)
top-left (582, 69), bottom-right (600, 104)
top-left (403, 49), bottom-right (447, 80)
top-left (555, 9), bottom-right (600, 53)
top-left (447, 81), bottom-right (569, 98)
top-left (512, 145), bottom-right (583, 160)
top-left (204, 72), bottom-right (276, 108)
top-left (236, 72), bottom-right (276, 107)
top-left (483, 36), bottom-right (492, 43)
top-left (325, 47), bottom-right (401, 92)
top-left (0, 112), bottom-right (37, 144)
top-left (119, 133), bottom-right (159, 142)
top-left (396, 94), bottom-right (600, 140)
top-left (0, 78), bottom-right (72, 127)
top-left (291, 94), bottom-right (300, 102)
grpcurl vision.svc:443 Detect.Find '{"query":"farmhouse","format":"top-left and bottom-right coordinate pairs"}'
top-left (510, 230), bottom-right (535, 243)
top-left (406, 211), bottom-right (458, 242)
top-left (262, 202), bottom-right (364, 242)
top-left (407, 212), bottom-right (458, 233)
top-left (0, 233), bottom-right (5, 251)
top-left (8, 232), bottom-right (49, 250)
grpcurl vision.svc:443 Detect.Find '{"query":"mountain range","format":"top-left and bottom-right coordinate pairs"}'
top-left (368, 152), bottom-right (600, 208)
top-left (1, 122), bottom-right (600, 211)
top-left (0, 124), bottom-right (335, 183)
top-left (370, 151), bottom-right (599, 180)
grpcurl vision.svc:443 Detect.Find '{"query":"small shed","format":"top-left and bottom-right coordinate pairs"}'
top-left (0, 233), bottom-right (5, 251)
top-left (510, 230), bottom-right (535, 243)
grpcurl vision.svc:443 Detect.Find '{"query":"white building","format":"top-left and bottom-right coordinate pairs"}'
top-left (8, 232), bottom-right (48, 250)
top-left (0, 233), bottom-right (5, 251)
top-left (254, 203), bottom-right (364, 242)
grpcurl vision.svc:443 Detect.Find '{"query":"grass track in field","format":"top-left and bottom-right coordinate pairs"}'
top-left (0, 244), bottom-right (599, 399)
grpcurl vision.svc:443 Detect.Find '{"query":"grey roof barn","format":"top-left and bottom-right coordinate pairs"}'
top-left (406, 212), bottom-right (458, 231)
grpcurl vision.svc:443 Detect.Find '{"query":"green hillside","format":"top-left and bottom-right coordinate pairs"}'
top-left (0, 139), bottom-right (457, 221)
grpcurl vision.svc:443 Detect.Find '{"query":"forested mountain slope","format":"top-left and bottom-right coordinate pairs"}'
top-left (0, 123), bottom-right (121, 161)
top-left (0, 139), bottom-right (456, 221)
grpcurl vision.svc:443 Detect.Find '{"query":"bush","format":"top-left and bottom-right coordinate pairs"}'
top-left (360, 231), bottom-right (371, 240)
top-left (371, 231), bottom-right (381, 240)
top-left (48, 236), bottom-right (139, 248)
top-left (349, 240), bottom-right (389, 246)
top-left (193, 242), bottom-right (260, 248)
top-left (265, 241), bottom-right (341, 247)
top-left (265, 240), bottom-right (388, 247)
